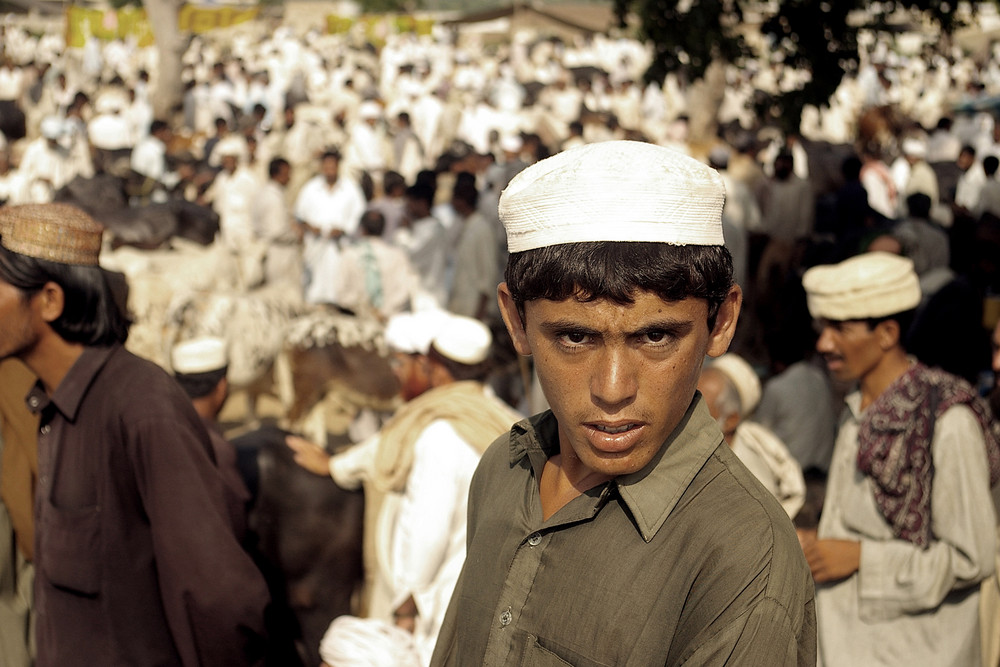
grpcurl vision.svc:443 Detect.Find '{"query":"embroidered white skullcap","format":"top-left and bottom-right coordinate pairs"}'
top-left (708, 353), bottom-right (761, 417)
top-left (318, 616), bottom-right (420, 667)
top-left (359, 100), bottom-right (382, 120)
top-left (384, 309), bottom-right (449, 355)
top-left (431, 314), bottom-right (492, 365)
top-left (94, 91), bottom-right (127, 115)
top-left (802, 252), bottom-right (921, 320)
top-left (499, 140), bottom-right (725, 252)
top-left (171, 337), bottom-right (228, 374)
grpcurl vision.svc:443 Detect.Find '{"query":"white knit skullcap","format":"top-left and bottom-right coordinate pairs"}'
top-left (431, 315), bottom-right (492, 365)
top-left (171, 337), bottom-right (228, 374)
top-left (708, 353), bottom-right (761, 417)
top-left (384, 309), bottom-right (450, 355)
top-left (318, 616), bottom-right (420, 667)
top-left (802, 252), bottom-right (921, 321)
top-left (499, 140), bottom-right (725, 252)
top-left (499, 134), bottom-right (523, 153)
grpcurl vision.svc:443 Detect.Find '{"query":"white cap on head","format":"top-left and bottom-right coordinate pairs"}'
top-left (499, 140), bottom-right (726, 252)
top-left (500, 134), bottom-right (523, 154)
top-left (40, 116), bottom-right (65, 140)
top-left (902, 137), bottom-right (927, 158)
top-left (384, 309), bottom-right (450, 355)
top-left (431, 315), bottom-right (492, 365)
top-left (359, 100), bottom-right (382, 120)
top-left (214, 135), bottom-right (246, 160)
top-left (802, 252), bottom-right (921, 321)
top-left (708, 353), bottom-right (761, 417)
top-left (171, 336), bottom-right (228, 374)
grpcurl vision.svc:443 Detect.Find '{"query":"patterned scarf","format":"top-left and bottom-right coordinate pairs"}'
top-left (857, 363), bottom-right (1000, 548)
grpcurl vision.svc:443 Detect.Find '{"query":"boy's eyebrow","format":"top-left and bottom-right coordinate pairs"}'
top-left (538, 318), bottom-right (695, 337)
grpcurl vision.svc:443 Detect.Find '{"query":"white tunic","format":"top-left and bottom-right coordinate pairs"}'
top-left (816, 393), bottom-right (996, 667)
top-left (330, 420), bottom-right (480, 667)
top-left (294, 174), bottom-right (366, 305)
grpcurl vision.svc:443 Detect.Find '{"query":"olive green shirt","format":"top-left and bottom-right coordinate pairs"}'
top-left (431, 395), bottom-right (816, 666)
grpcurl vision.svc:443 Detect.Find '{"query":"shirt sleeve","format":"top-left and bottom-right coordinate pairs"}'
top-left (390, 420), bottom-right (478, 612)
top-left (329, 435), bottom-right (379, 491)
top-left (129, 412), bottom-right (269, 666)
top-left (680, 596), bottom-right (815, 667)
top-left (856, 405), bottom-right (998, 621)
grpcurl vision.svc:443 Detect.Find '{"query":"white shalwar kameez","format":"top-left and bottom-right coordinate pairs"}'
top-left (329, 420), bottom-right (480, 667)
top-left (816, 393), bottom-right (997, 667)
top-left (294, 174), bottom-right (366, 304)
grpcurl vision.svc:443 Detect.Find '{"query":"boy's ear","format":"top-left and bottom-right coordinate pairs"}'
top-left (706, 285), bottom-right (742, 358)
top-left (497, 283), bottom-right (531, 356)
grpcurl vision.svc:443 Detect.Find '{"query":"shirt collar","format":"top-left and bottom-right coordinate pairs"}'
top-left (27, 345), bottom-right (119, 422)
top-left (508, 395), bottom-right (725, 542)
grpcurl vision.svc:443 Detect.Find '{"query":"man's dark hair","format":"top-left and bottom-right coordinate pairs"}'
top-left (321, 148), bottom-right (341, 162)
top-left (985, 155), bottom-right (999, 177)
top-left (268, 157), bottom-right (289, 178)
top-left (0, 245), bottom-right (131, 345)
top-left (360, 209), bottom-right (385, 237)
top-left (405, 182), bottom-right (435, 207)
top-left (150, 119), bottom-right (169, 136)
top-left (905, 192), bottom-right (932, 219)
top-left (863, 308), bottom-right (917, 351)
top-left (174, 368), bottom-right (227, 399)
top-left (505, 242), bottom-right (734, 328)
top-left (383, 170), bottom-right (406, 195)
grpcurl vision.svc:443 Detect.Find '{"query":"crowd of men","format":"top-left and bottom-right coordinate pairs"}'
top-left (0, 9), bottom-right (999, 667)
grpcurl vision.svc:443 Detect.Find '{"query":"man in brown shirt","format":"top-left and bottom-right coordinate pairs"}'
top-left (0, 203), bottom-right (269, 666)
top-left (431, 141), bottom-right (816, 666)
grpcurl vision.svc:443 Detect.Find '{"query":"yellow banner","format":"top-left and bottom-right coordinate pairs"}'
top-left (177, 5), bottom-right (260, 33)
top-left (326, 14), bottom-right (435, 43)
top-left (65, 4), bottom-right (260, 47)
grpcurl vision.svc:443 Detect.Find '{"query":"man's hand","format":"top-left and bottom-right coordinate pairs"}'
top-left (285, 435), bottom-right (333, 476)
top-left (797, 528), bottom-right (861, 583)
top-left (393, 595), bottom-right (418, 633)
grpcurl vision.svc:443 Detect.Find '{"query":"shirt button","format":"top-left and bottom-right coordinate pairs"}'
top-left (500, 607), bottom-right (512, 627)
top-left (28, 397), bottom-right (39, 408)
top-left (40, 425), bottom-right (51, 435)
top-left (527, 532), bottom-right (542, 546)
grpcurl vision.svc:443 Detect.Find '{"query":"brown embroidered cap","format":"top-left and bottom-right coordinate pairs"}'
top-left (0, 203), bottom-right (104, 266)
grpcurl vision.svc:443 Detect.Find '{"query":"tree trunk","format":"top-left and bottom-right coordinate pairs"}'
top-left (685, 59), bottom-right (727, 147)
top-left (145, 0), bottom-right (187, 120)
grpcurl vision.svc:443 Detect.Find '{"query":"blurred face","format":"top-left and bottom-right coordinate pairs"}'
top-left (0, 278), bottom-right (40, 362)
top-left (391, 352), bottom-right (431, 401)
top-left (321, 156), bottom-right (339, 185)
top-left (814, 319), bottom-right (883, 383)
top-left (499, 286), bottom-right (740, 478)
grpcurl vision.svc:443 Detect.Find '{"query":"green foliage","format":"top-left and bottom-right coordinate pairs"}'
top-left (109, 0), bottom-right (142, 8)
top-left (356, 0), bottom-right (423, 12)
top-left (615, 0), bottom-right (998, 130)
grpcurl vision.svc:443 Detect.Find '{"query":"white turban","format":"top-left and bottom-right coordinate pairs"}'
top-left (802, 252), bottom-right (921, 321)
top-left (709, 354), bottom-right (761, 417)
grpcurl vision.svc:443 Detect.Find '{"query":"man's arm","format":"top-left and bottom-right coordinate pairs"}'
top-left (130, 412), bottom-right (269, 666)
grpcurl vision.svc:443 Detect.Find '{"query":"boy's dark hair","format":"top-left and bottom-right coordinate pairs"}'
top-left (0, 245), bottom-right (131, 346)
top-left (268, 157), bottom-right (290, 178)
top-left (505, 242), bottom-right (734, 328)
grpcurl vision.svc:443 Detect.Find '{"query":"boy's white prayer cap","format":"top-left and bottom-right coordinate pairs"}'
top-left (499, 140), bottom-right (726, 252)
